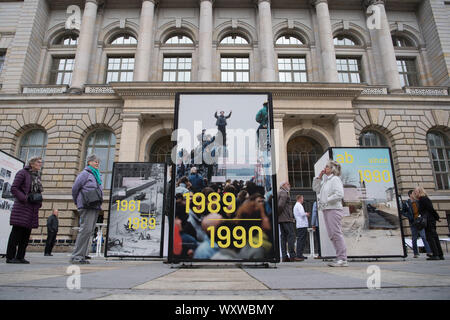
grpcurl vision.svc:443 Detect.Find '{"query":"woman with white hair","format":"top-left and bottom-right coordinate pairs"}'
top-left (312, 160), bottom-right (348, 267)
top-left (71, 154), bottom-right (103, 264)
top-left (6, 156), bottom-right (43, 264)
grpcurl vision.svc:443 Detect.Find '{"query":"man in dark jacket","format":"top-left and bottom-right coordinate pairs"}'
top-left (6, 156), bottom-right (43, 264)
top-left (70, 154), bottom-right (103, 264)
top-left (188, 167), bottom-right (204, 193)
top-left (214, 110), bottom-right (232, 147)
top-left (44, 209), bottom-right (59, 256)
top-left (278, 182), bottom-right (300, 262)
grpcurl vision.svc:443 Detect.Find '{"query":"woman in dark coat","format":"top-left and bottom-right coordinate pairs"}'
top-left (6, 156), bottom-right (43, 264)
top-left (414, 186), bottom-right (444, 260)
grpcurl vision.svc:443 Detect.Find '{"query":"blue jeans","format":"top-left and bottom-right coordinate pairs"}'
top-left (411, 224), bottom-right (432, 255)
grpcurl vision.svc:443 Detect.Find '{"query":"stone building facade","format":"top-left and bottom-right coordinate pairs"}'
top-left (0, 0), bottom-right (449, 250)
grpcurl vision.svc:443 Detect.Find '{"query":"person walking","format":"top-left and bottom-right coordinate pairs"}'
top-left (414, 186), bottom-right (444, 260)
top-left (293, 195), bottom-right (310, 261)
top-left (401, 190), bottom-right (432, 258)
top-left (277, 182), bottom-right (300, 262)
top-left (312, 160), bottom-right (348, 267)
top-left (6, 156), bottom-right (44, 264)
top-left (71, 154), bottom-right (103, 264)
top-left (44, 209), bottom-right (59, 256)
top-left (311, 201), bottom-right (322, 259)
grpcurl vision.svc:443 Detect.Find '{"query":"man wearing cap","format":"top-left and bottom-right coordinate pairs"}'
top-left (70, 154), bottom-right (103, 264)
top-left (278, 182), bottom-right (300, 262)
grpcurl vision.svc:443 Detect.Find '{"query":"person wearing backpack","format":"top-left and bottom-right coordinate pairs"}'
top-left (70, 154), bottom-right (103, 264)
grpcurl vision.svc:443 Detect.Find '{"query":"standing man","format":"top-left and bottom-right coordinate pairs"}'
top-left (188, 167), bottom-right (204, 193)
top-left (277, 182), bottom-right (301, 262)
top-left (44, 209), bottom-right (59, 256)
top-left (401, 190), bottom-right (432, 258)
top-left (214, 110), bottom-right (232, 147)
top-left (311, 201), bottom-right (322, 258)
top-left (293, 195), bottom-right (310, 261)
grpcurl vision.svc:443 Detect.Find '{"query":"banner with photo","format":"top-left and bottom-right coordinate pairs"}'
top-left (315, 147), bottom-right (406, 258)
top-left (169, 93), bottom-right (280, 263)
top-left (105, 162), bottom-right (167, 257)
top-left (0, 150), bottom-right (25, 255)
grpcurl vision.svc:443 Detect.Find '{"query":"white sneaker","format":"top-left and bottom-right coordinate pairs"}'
top-left (328, 260), bottom-right (349, 267)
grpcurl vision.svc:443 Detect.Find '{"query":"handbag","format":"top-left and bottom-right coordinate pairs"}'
top-left (81, 174), bottom-right (102, 209)
top-left (412, 216), bottom-right (427, 230)
top-left (27, 192), bottom-right (43, 204)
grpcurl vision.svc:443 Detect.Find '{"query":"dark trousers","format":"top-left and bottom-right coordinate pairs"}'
top-left (6, 226), bottom-right (32, 260)
top-left (314, 227), bottom-right (322, 255)
top-left (45, 231), bottom-right (57, 254)
top-left (280, 222), bottom-right (296, 259)
top-left (425, 220), bottom-right (443, 257)
top-left (296, 227), bottom-right (308, 258)
top-left (218, 126), bottom-right (226, 146)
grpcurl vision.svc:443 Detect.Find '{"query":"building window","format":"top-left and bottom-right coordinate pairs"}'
top-left (59, 34), bottom-right (78, 46)
top-left (220, 57), bottom-right (249, 82)
top-left (278, 57), bottom-right (307, 82)
top-left (50, 57), bottom-right (74, 85)
top-left (162, 56), bottom-right (192, 82)
top-left (336, 57), bottom-right (362, 83)
top-left (164, 35), bottom-right (193, 44)
top-left (106, 57), bottom-right (134, 83)
top-left (427, 131), bottom-right (450, 190)
top-left (149, 136), bottom-right (172, 163)
top-left (333, 35), bottom-right (358, 46)
top-left (359, 131), bottom-right (388, 147)
top-left (220, 35), bottom-right (249, 45)
top-left (397, 58), bottom-right (418, 87)
top-left (19, 130), bottom-right (47, 163)
top-left (275, 35), bottom-right (303, 45)
top-left (287, 136), bottom-right (323, 189)
top-left (392, 35), bottom-right (413, 48)
top-left (110, 34), bottom-right (137, 45)
top-left (85, 130), bottom-right (116, 188)
top-left (0, 52), bottom-right (5, 74)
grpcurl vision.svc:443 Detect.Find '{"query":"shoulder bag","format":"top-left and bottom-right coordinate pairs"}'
top-left (81, 173), bottom-right (102, 209)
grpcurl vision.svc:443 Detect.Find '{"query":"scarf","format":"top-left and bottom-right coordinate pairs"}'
top-left (30, 170), bottom-right (43, 194)
top-left (88, 165), bottom-right (102, 185)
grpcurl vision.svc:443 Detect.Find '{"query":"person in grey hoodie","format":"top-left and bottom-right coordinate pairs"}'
top-left (312, 160), bottom-right (348, 267)
top-left (70, 154), bottom-right (103, 264)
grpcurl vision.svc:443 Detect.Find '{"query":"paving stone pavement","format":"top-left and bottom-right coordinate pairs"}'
top-left (0, 253), bottom-right (449, 300)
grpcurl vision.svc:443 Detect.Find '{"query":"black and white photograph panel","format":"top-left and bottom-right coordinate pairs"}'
top-left (106, 163), bottom-right (166, 257)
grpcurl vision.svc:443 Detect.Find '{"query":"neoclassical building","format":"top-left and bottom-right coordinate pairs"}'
top-left (0, 0), bottom-right (449, 249)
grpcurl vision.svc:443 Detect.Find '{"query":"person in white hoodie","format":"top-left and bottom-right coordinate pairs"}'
top-left (312, 160), bottom-right (348, 267)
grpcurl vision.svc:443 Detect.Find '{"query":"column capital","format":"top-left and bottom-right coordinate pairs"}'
top-left (141, 0), bottom-right (159, 4)
top-left (362, 0), bottom-right (386, 9)
top-left (85, 0), bottom-right (104, 5)
top-left (254, 0), bottom-right (271, 5)
top-left (199, 0), bottom-right (214, 4)
top-left (310, 0), bottom-right (328, 6)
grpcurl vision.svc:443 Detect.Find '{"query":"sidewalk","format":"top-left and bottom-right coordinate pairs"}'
top-left (0, 253), bottom-right (449, 300)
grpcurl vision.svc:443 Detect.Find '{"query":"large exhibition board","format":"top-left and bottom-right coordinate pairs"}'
top-left (169, 93), bottom-right (280, 263)
top-left (105, 162), bottom-right (167, 257)
top-left (314, 147), bottom-right (406, 258)
top-left (0, 150), bottom-right (24, 255)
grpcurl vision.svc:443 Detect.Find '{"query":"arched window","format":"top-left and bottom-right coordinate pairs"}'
top-left (333, 34), bottom-right (358, 46)
top-left (392, 35), bottom-right (414, 48)
top-left (165, 35), bottom-right (193, 44)
top-left (287, 136), bottom-right (323, 189)
top-left (56, 34), bottom-right (78, 45)
top-left (359, 131), bottom-right (388, 147)
top-left (427, 131), bottom-right (450, 190)
top-left (149, 136), bottom-right (172, 163)
top-left (220, 34), bottom-right (249, 45)
top-left (19, 130), bottom-right (47, 163)
top-left (275, 35), bottom-right (303, 45)
top-left (110, 34), bottom-right (137, 45)
top-left (85, 130), bottom-right (116, 188)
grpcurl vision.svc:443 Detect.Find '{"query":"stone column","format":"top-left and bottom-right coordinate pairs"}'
top-left (198, 0), bottom-right (213, 81)
top-left (119, 114), bottom-right (142, 162)
top-left (273, 114), bottom-right (288, 185)
top-left (134, 0), bottom-right (157, 81)
top-left (70, 0), bottom-right (100, 93)
top-left (311, 0), bottom-right (338, 82)
top-left (333, 114), bottom-right (357, 147)
top-left (365, 0), bottom-right (402, 92)
top-left (256, 0), bottom-right (276, 81)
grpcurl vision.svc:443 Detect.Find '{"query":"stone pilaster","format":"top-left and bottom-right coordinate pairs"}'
top-left (69, 0), bottom-right (100, 93)
top-left (134, 0), bottom-right (158, 81)
top-left (256, 0), bottom-right (276, 81)
top-left (273, 114), bottom-right (288, 184)
top-left (310, 0), bottom-right (338, 82)
top-left (118, 113), bottom-right (142, 162)
top-left (333, 114), bottom-right (357, 146)
top-left (198, 0), bottom-right (214, 81)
